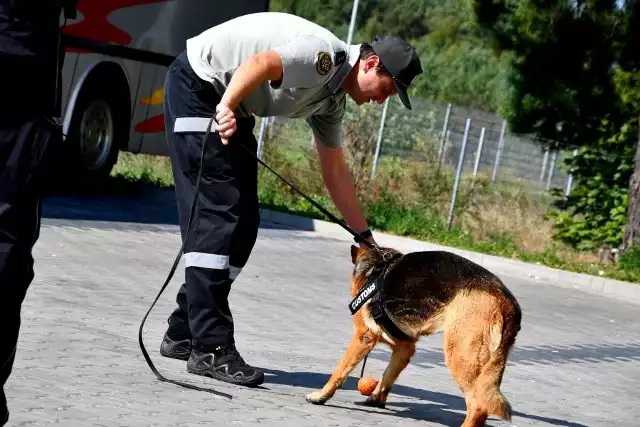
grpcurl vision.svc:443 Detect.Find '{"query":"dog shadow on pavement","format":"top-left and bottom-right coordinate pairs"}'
top-left (262, 368), bottom-right (588, 427)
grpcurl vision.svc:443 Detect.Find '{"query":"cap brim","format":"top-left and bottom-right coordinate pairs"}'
top-left (394, 81), bottom-right (412, 110)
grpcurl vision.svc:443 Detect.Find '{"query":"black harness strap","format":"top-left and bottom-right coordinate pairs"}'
top-left (370, 290), bottom-right (411, 341)
top-left (349, 268), bottom-right (383, 314)
top-left (348, 257), bottom-right (412, 341)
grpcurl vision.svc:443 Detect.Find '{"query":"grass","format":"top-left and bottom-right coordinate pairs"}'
top-left (108, 121), bottom-right (640, 284)
top-left (111, 150), bottom-right (175, 188)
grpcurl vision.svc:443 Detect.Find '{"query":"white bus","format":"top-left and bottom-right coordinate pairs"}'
top-left (59, 0), bottom-right (270, 182)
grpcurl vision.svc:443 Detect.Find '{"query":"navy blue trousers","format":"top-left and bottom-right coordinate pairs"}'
top-left (163, 51), bottom-right (260, 349)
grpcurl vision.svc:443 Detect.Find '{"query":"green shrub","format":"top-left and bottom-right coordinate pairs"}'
top-left (619, 246), bottom-right (640, 275)
top-left (546, 121), bottom-right (637, 251)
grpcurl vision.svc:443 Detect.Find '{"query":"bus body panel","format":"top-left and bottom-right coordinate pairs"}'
top-left (60, 0), bottom-right (269, 170)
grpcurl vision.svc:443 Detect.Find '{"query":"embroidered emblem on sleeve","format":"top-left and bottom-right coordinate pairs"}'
top-left (315, 52), bottom-right (333, 75)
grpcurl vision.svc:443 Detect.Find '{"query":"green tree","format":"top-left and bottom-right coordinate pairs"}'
top-left (270, 0), bottom-right (430, 41)
top-left (616, 0), bottom-right (640, 251)
top-left (471, 0), bottom-right (640, 252)
top-left (269, 0), bottom-right (511, 112)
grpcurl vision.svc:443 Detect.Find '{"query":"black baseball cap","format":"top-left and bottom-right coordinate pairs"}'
top-left (370, 35), bottom-right (423, 110)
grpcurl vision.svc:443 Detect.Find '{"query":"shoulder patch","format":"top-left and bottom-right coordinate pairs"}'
top-left (315, 51), bottom-right (333, 75)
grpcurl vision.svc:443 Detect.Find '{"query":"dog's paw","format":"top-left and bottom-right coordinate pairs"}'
top-left (361, 395), bottom-right (386, 408)
top-left (305, 391), bottom-right (328, 405)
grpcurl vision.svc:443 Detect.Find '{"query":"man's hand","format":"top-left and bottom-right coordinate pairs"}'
top-left (359, 235), bottom-right (377, 249)
top-left (215, 103), bottom-right (237, 145)
top-left (354, 228), bottom-right (377, 249)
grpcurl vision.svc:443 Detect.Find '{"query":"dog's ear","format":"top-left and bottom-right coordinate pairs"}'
top-left (351, 245), bottom-right (358, 264)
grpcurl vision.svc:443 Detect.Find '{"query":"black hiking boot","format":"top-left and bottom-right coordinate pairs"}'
top-left (159, 332), bottom-right (192, 361)
top-left (187, 343), bottom-right (264, 387)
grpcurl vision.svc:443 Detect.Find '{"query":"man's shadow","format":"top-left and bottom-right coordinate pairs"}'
top-left (262, 368), bottom-right (588, 427)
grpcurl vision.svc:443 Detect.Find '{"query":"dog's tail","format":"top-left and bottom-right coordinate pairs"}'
top-left (474, 308), bottom-right (518, 421)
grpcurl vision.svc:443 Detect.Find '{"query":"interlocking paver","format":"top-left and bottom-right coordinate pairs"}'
top-left (3, 191), bottom-right (640, 426)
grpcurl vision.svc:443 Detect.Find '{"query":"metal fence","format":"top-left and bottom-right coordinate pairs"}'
top-left (255, 94), bottom-right (576, 196)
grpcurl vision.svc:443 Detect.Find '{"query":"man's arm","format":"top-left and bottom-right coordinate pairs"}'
top-left (315, 140), bottom-right (376, 247)
top-left (215, 51), bottom-right (283, 143)
top-left (215, 34), bottom-right (333, 143)
top-left (219, 51), bottom-right (283, 111)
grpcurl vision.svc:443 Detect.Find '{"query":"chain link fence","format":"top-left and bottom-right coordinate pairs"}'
top-left (255, 94), bottom-right (576, 196)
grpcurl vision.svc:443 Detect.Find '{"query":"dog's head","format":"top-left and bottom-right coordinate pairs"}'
top-left (350, 244), bottom-right (402, 281)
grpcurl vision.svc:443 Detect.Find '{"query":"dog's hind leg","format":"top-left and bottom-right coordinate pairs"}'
top-left (362, 340), bottom-right (415, 408)
top-left (306, 327), bottom-right (379, 405)
top-left (443, 293), bottom-right (515, 427)
top-left (443, 324), bottom-right (489, 427)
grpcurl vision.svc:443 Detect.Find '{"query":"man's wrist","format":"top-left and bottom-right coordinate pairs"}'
top-left (353, 228), bottom-right (373, 243)
top-left (218, 98), bottom-right (235, 111)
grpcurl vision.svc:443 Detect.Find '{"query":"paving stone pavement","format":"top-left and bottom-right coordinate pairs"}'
top-left (4, 193), bottom-right (640, 427)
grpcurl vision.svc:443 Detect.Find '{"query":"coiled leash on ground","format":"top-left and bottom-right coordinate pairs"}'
top-left (138, 113), bottom-right (379, 398)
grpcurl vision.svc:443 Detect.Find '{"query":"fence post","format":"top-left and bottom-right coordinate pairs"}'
top-left (345, 0), bottom-right (360, 46)
top-left (472, 127), bottom-right (485, 178)
top-left (447, 118), bottom-right (471, 231)
top-left (267, 116), bottom-right (275, 139)
top-left (371, 97), bottom-right (390, 179)
top-left (438, 103), bottom-right (452, 164)
top-left (540, 148), bottom-right (550, 182)
top-left (564, 148), bottom-right (578, 196)
top-left (491, 119), bottom-right (507, 183)
top-left (546, 149), bottom-right (557, 190)
top-left (257, 117), bottom-right (267, 159)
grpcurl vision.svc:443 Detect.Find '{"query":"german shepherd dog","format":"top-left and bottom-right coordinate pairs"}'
top-left (306, 245), bottom-right (522, 427)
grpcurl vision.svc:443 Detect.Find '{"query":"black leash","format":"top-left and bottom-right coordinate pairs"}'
top-left (51, 23), bottom-right (376, 398)
top-left (239, 140), bottom-right (378, 250)
top-left (138, 114), bottom-right (233, 399)
top-left (138, 113), bottom-right (379, 397)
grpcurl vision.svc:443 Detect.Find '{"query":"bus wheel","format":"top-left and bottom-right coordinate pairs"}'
top-left (65, 70), bottom-right (130, 187)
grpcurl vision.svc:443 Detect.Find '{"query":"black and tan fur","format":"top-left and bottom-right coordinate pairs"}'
top-left (306, 246), bottom-right (522, 427)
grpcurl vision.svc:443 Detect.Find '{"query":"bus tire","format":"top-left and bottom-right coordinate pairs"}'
top-left (64, 64), bottom-right (130, 187)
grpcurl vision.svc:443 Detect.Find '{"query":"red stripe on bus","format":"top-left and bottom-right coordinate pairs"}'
top-left (63, 0), bottom-right (167, 52)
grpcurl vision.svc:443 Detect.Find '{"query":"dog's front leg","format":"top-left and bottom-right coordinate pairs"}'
top-left (306, 328), bottom-right (378, 405)
top-left (363, 341), bottom-right (416, 408)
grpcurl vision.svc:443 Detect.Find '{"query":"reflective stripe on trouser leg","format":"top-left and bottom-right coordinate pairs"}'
top-left (184, 253), bottom-right (228, 269)
top-left (173, 117), bottom-right (215, 133)
top-left (183, 253), bottom-right (241, 280)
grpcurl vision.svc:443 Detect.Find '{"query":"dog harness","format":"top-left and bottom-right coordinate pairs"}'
top-left (348, 255), bottom-right (412, 341)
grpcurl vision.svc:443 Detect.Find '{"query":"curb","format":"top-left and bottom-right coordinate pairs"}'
top-left (259, 208), bottom-right (640, 305)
